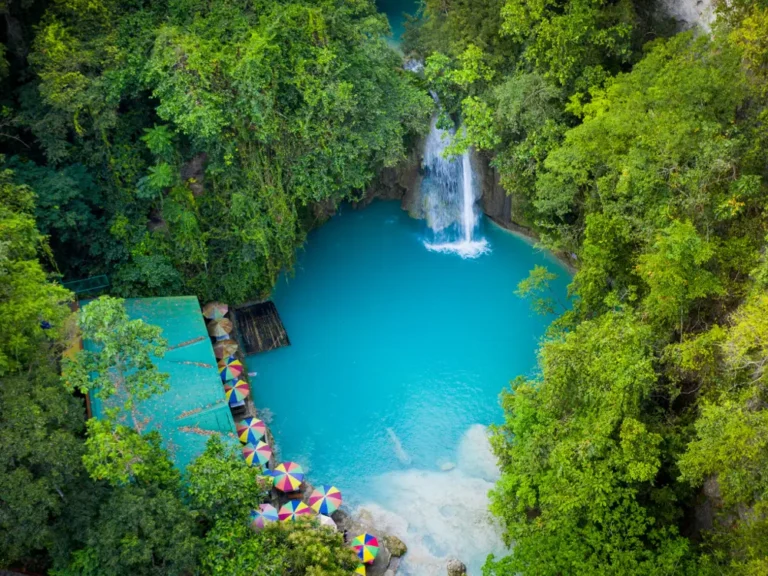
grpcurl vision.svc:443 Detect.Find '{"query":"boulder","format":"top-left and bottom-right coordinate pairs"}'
top-left (180, 153), bottom-right (208, 196)
top-left (382, 534), bottom-right (407, 557)
top-left (366, 544), bottom-right (392, 576)
top-left (446, 558), bottom-right (467, 576)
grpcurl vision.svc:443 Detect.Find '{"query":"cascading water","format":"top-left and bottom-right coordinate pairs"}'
top-left (421, 116), bottom-right (490, 258)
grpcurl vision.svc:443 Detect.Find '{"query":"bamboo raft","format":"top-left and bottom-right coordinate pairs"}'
top-left (234, 301), bottom-right (290, 355)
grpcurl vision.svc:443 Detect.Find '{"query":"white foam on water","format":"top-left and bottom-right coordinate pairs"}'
top-left (355, 425), bottom-right (507, 575)
top-left (457, 423), bottom-right (501, 483)
top-left (424, 239), bottom-right (490, 259)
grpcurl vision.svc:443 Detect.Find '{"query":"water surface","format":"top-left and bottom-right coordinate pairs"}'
top-left (249, 201), bottom-right (569, 574)
top-left (377, 0), bottom-right (419, 43)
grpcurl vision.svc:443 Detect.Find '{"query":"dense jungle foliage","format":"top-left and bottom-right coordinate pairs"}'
top-left (0, 0), bottom-right (420, 573)
top-left (3, 0), bottom-right (768, 574)
top-left (403, 0), bottom-right (768, 573)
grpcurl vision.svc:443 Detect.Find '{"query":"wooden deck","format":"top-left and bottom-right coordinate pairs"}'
top-left (234, 301), bottom-right (290, 355)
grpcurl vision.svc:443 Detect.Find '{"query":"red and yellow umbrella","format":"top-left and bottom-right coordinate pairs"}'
top-left (236, 417), bottom-right (266, 444)
top-left (309, 485), bottom-right (343, 515)
top-left (218, 356), bottom-right (244, 382)
top-left (243, 441), bottom-right (272, 467)
top-left (278, 500), bottom-right (313, 521)
top-left (272, 461), bottom-right (305, 492)
top-left (351, 533), bottom-right (379, 564)
top-left (224, 379), bottom-right (250, 405)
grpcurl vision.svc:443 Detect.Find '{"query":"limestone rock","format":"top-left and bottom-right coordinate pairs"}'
top-left (354, 135), bottom-right (424, 214)
top-left (181, 153), bottom-right (208, 196)
top-left (446, 558), bottom-right (467, 576)
top-left (311, 197), bottom-right (340, 226)
top-left (382, 534), bottom-right (407, 557)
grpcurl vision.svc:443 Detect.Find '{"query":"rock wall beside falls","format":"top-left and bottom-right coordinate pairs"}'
top-left (354, 135), bottom-right (424, 216)
top-left (357, 142), bottom-right (535, 234)
top-left (470, 150), bottom-right (534, 233)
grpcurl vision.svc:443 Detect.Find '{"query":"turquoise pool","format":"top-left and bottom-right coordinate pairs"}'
top-left (248, 201), bottom-right (569, 574)
top-left (376, 0), bottom-right (419, 43)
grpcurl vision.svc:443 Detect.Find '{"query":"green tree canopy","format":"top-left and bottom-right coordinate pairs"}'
top-left (487, 310), bottom-right (695, 574)
top-left (23, 0), bottom-right (431, 302)
top-left (63, 295), bottom-right (168, 424)
top-left (0, 159), bottom-right (72, 375)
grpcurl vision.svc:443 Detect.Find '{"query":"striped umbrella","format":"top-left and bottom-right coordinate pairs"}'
top-left (278, 500), bottom-right (313, 521)
top-left (202, 302), bottom-right (228, 320)
top-left (354, 565), bottom-right (366, 575)
top-left (243, 441), bottom-right (272, 467)
top-left (250, 503), bottom-right (278, 530)
top-left (219, 356), bottom-right (244, 382)
top-left (272, 461), bottom-right (304, 492)
top-left (207, 318), bottom-right (233, 340)
top-left (309, 485), bottom-right (343, 515)
top-left (224, 379), bottom-right (250, 405)
top-left (236, 417), bottom-right (266, 445)
top-left (213, 339), bottom-right (238, 359)
top-left (351, 533), bottom-right (379, 564)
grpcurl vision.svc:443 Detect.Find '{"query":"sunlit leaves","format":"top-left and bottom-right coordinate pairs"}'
top-left (82, 421), bottom-right (177, 487)
top-left (636, 220), bottom-right (721, 330)
top-left (487, 310), bottom-right (692, 574)
top-left (0, 162), bottom-right (73, 374)
top-left (63, 296), bottom-right (168, 418)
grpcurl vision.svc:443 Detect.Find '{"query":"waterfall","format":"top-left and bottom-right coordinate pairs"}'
top-left (421, 116), bottom-right (489, 258)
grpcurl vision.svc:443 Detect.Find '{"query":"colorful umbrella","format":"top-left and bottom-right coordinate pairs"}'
top-left (278, 500), bottom-right (313, 521)
top-left (213, 339), bottom-right (239, 359)
top-left (309, 485), bottom-right (343, 515)
top-left (354, 565), bottom-right (366, 575)
top-left (236, 417), bottom-right (267, 444)
top-left (318, 514), bottom-right (337, 531)
top-left (272, 461), bottom-right (305, 492)
top-left (351, 533), bottom-right (379, 564)
top-left (250, 503), bottom-right (278, 530)
top-left (207, 318), bottom-right (233, 340)
top-left (219, 356), bottom-right (244, 382)
top-left (243, 441), bottom-right (272, 467)
top-left (224, 379), bottom-right (250, 405)
top-left (202, 302), bottom-right (229, 320)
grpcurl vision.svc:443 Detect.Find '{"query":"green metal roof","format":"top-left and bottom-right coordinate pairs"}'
top-left (86, 296), bottom-right (236, 470)
top-left (63, 274), bottom-right (110, 295)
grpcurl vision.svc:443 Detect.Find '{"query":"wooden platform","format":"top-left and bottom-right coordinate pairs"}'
top-left (234, 301), bottom-right (290, 355)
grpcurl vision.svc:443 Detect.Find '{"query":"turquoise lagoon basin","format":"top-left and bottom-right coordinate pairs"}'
top-left (248, 201), bottom-right (569, 574)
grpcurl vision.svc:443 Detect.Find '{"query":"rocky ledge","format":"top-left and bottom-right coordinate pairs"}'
top-left (332, 509), bottom-right (408, 575)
